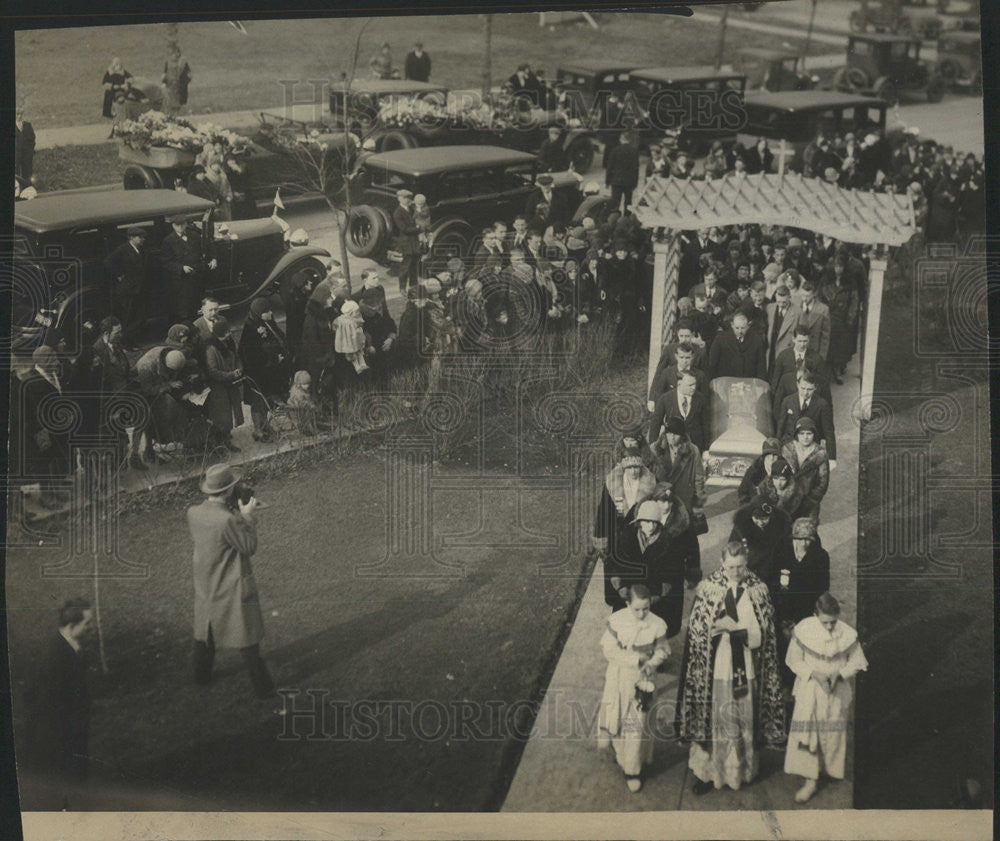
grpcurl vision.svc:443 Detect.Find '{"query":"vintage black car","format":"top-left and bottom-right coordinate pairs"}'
top-left (626, 66), bottom-right (748, 155)
top-left (554, 60), bottom-right (643, 123)
top-left (326, 79), bottom-right (598, 173)
top-left (734, 47), bottom-right (818, 93)
top-left (738, 90), bottom-right (888, 169)
top-left (344, 145), bottom-right (610, 266)
top-left (121, 110), bottom-right (355, 210)
top-left (848, 0), bottom-right (942, 41)
top-left (831, 33), bottom-right (945, 104)
top-left (11, 189), bottom-right (330, 353)
top-left (935, 30), bottom-right (982, 91)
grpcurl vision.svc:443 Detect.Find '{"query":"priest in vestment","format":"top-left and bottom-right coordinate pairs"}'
top-left (784, 592), bottom-right (868, 802)
top-left (675, 541), bottom-right (786, 794)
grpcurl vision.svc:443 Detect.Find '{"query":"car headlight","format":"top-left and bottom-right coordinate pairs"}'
top-left (362, 137), bottom-right (377, 151)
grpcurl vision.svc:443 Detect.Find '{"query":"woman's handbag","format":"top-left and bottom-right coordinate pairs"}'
top-left (690, 510), bottom-right (709, 536)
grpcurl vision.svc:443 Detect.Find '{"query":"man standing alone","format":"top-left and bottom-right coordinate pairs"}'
top-left (392, 189), bottom-right (421, 294)
top-left (605, 130), bottom-right (639, 215)
top-left (188, 464), bottom-right (275, 700)
top-left (404, 41), bottom-right (431, 82)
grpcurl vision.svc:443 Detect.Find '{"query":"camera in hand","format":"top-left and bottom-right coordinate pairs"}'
top-left (230, 480), bottom-right (270, 509)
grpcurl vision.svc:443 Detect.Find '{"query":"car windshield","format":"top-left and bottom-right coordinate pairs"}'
top-left (366, 166), bottom-right (410, 192)
top-left (852, 40), bottom-right (875, 57)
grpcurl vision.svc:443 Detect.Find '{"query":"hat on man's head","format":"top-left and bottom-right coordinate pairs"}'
top-left (126, 226), bottom-right (147, 239)
top-left (794, 416), bottom-right (817, 435)
top-left (167, 214), bottom-right (190, 224)
top-left (396, 188), bottom-right (414, 200)
top-left (791, 517), bottom-right (817, 540)
top-left (422, 278), bottom-right (442, 295)
top-left (537, 174), bottom-right (554, 187)
top-left (823, 167), bottom-right (839, 182)
top-left (665, 416), bottom-right (688, 438)
top-left (201, 463), bottom-right (241, 495)
top-left (762, 437), bottom-right (782, 456)
top-left (752, 501), bottom-right (773, 519)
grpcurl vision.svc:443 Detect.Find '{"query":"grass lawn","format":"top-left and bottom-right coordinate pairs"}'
top-left (853, 241), bottom-right (994, 809)
top-left (15, 12), bottom-right (839, 129)
top-left (30, 143), bottom-right (124, 192)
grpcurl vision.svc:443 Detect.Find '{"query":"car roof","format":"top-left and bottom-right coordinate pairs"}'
top-left (361, 145), bottom-right (537, 176)
top-left (557, 60), bottom-right (640, 75)
top-left (629, 65), bottom-right (744, 82)
top-left (744, 90), bottom-right (888, 111)
top-left (736, 47), bottom-right (799, 61)
top-left (330, 79), bottom-right (449, 95)
top-left (849, 32), bottom-right (920, 43)
top-left (15, 190), bottom-right (215, 234)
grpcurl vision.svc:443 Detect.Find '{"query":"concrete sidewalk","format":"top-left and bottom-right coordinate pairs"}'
top-left (502, 357), bottom-right (861, 812)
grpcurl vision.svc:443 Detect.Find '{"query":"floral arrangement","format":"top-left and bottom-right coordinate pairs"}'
top-left (377, 96), bottom-right (580, 133)
top-left (115, 110), bottom-right (248, 154)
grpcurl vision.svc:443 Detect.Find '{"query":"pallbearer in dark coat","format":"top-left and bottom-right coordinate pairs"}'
top-left (707, 312), bottom-right (767, 381)
top-left (104, 226), bottom-right (148, 344)
top-left (24, 600), bottom-right (94, 789)
top-left (648, 376), bottom-right (711, 453)
top-left (775, 373), bottom-right (837, 460)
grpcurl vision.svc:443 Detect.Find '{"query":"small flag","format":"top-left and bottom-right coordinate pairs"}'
top-left (229, 21), bottom-right (248, 35)
top-left (273, 188), bottom-right (285, 211)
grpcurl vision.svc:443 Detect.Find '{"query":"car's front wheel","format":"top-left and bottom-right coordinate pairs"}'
top-left (346, 205), bottom-right (389, 258)
top-left (379, 130), bottom-right (417, 152)
top-left (123, 164), bottom-right (164, 190)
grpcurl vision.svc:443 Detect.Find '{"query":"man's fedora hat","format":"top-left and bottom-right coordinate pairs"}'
top-left (201, 463), bottom-right (241, 495)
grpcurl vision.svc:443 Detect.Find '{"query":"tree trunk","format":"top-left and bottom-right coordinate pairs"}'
top-left (163, 22), bottom-right (182, 115)
top-left (481, 14), bottom-right (493, 101)
top-left (715, 6), bottom-right (730, 71)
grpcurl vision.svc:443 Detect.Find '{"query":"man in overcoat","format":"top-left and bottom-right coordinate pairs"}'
top-left (161, 215), bottom-right (217, 324)
top-left (707, 312), bottom-right (767, 381)
top-left (104, 226), bottom-right (148, 345)
top-left (392, 189), bottom-right (421, 294)
top-left (605, 130), bottom-right (639, 215)
top-left (188, 463), bottom-right (275, 699)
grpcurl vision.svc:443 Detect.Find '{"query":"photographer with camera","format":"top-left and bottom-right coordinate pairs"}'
top-left (188, 463), bottom-right (275, 701)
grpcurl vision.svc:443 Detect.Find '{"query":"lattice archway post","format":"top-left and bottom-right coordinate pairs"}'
top-left (633, 173), bottom-right (916, 421)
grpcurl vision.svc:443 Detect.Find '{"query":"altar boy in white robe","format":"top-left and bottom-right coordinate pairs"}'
top-left (784, 591), bottom-right (868, 802)
top-left (598, 584), bottom-right (671, 793)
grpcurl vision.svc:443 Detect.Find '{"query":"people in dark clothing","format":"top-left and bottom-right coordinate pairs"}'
top-left (707, 312), bottom-right (768, 381)
top-left (161, 215), bottom-right (217, 324)
top-left (737, 437), bottom-right (783, 506)
top-left (537, 126), bottom-right (568, 172)
top-left (104, 226), bottom-right (148, 345)
top-left (648, 374), bottom-right (711, 453)
top-left (775, 372), bottom-right (837, 461)
top-left (392, 189), bottom-right (421, 293)
top-left (203, 316), bottom-right (245, 451)
top-left (15, 101), bottom-right (35, 182)
top-left (729, 499), bottom-right (791, 581)
top-left (605, 130), bottom-right (640, 215)
top-left (23, 599), bottom-right (94, 798)
top-left (768, 517), bottom-right (831, 689)
top-left (593, 450), bottom-right (657, 612)
top-left (298, 283), bottom-right (341, 408)
top-left (404, 41), bottom-right (431, 82)
top-left (239, 297), bottom-right (290, 442)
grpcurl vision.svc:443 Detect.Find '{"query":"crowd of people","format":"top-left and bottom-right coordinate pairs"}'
top-left (587, 201), bottom-right (874, 798)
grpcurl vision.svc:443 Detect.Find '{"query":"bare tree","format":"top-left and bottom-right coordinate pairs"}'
top-left (163, 22), bottom-right (182, 116)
